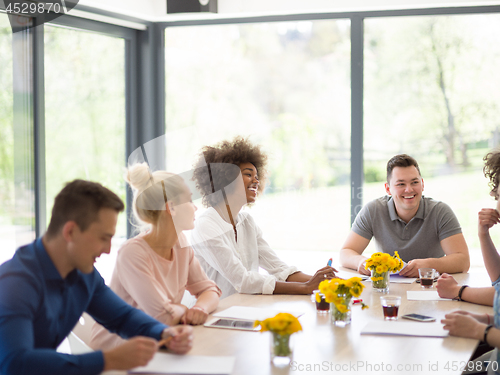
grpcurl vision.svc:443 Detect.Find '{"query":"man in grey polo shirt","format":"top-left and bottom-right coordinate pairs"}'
top-left (340, 154), bottom-right (470, 278)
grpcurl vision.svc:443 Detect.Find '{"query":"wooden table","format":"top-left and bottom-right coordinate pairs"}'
top-left (101, 271), bottom-right (493, 375)
top-left (186, 272), bottom-right (493, 375)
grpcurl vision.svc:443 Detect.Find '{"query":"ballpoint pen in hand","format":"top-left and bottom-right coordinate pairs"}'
top-left (158, 331), bottom-right (176, 348)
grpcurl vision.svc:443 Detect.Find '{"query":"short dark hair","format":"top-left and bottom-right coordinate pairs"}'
top-left (386, 154), bottom-right (421, 182)
top-left (192, 137), bottom-right (268, 207)
top-left (46, 180), bottom-right (124, 237)
top-left (483, 150), bottom-right (500, 200)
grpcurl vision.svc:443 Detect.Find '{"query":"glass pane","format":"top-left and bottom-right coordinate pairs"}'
top-left (364, 14), bottom-right (500, 265)
top-left (0, 14), bottom-right (35, 264)
top-left (44, 25), bottom-right (126, 280)
top-left (165, 21), bottom-right (351, 269)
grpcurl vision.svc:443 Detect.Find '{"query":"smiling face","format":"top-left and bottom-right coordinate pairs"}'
top-left (66, 208), bottom-right (118, 274)
top-left (385, 166), bottom-right (424, 220)
top-left (239, 162), bottom-right (259, 204)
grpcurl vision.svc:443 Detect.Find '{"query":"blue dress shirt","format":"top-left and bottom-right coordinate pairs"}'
top-left (0, 238), bottom-right (168, 375)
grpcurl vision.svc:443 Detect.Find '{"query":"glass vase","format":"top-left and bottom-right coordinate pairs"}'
top-left (371, 270), bottom-right (390, 293)
top-left (330, 295), bottom-right (352, 327)
top-left (270, 332), bottom-right (293, 366)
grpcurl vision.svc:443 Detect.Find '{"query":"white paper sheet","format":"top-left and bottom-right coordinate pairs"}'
top-left (390, 274), bottom-right (418, 284)
top-left (361, 321), bottom-right (448, 338)
top-left (407, 291), bottom-right (452, 301)
top-left (391, 261), bottom-right (408, 275)
top-left (213, 306), bottom-right (304, 321)
top-left (129, 352), bottom-right (235, 374)
top-left (335, 270), bottom-right (369, 281)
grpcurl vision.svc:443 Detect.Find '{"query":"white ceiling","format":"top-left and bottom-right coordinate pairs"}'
top-left (78, 0), bottom-right (500, 21)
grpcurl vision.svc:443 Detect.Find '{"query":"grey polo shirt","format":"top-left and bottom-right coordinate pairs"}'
top-left (351, 196), bottom-right (462, 262)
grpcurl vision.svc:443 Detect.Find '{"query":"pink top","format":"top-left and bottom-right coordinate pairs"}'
top-left (89, 232), bottom-right (221, 350)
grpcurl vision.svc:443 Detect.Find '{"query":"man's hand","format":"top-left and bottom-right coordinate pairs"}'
top-left (103, 336), bottom-right (157, 371)
top-left (441, 311), bottom-right (485, 340)
top-left (181, 306), bottom-right (208, 325)
top-left (304, 266), bottom-right (337, 293)
top-left (161, 325), bottom-right (193, 354)
top-left (357, 258), bottom-right (370, 275)
top-left (398, 259), bottom-right (429, 277)
top-left (478, 208), bottom-right (500, 235)
top-left (436, 273), bottom-right (460, 299)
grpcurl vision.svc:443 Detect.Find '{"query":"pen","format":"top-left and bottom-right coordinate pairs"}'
top-left (327, 258), bottom-right (332, 267)
top-left (157, 336), bottom-right (173, 348)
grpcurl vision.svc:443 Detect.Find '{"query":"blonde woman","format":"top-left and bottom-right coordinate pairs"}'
top-left (90, 163), bottom-right (220, 350)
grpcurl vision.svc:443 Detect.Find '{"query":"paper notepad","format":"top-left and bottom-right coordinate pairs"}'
top-left (361, 321), bottom-right (448, 338)
top-left (129, 352), bottom-right (235, 374)
top-left (213, 306), bottom-right (304, 321)
top-left (335, 270), bottom-right (369, 281)
top-left (390, 275), bottom-right (418, 284)
top-left (407, 291), bottom-right (452, 301)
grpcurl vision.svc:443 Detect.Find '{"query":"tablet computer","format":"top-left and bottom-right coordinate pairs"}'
top-left (204, 318), bottom-right (260, 331)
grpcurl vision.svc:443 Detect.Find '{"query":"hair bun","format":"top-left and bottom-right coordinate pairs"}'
top-left (126, 163), bottom-right (153, 192)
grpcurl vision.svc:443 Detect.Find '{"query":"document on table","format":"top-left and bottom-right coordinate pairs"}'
top-left (361, 321), bottom-right (448, 338)
top-left (335, 270), bottom-right (369, 281)
top-left (213, 306), bottom-right (304, 321)
top-left (391, 261), bottom-right (408, 275)
top-left (129, 352), bottom-right (235, 374)
top-left (407, 291), bottom-right (453, 301)
top-left (390, 274), bottom-right (418, 284)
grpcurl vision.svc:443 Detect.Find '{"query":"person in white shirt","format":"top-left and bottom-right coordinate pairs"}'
top-left (190, 137), bottom-right (336, 298)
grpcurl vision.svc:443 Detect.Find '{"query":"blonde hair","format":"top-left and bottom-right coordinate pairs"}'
top-left (126, 163), bottom-right (186, 227)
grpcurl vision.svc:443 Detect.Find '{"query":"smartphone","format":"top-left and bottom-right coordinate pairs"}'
top-left (401, 313), bottom-right (436, 322)
top-left (204, 318), bottom-right (260, 331)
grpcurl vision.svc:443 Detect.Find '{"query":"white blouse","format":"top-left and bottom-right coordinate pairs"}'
top-left (190, 207), bottom-right (298, 299)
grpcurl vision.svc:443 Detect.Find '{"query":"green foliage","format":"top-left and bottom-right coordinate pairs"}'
top-left (0, 17), bottom-right (14, 222)
top-left (365, 15), bottom-right (500, 172)
top-left (44, 26), bottom-right (127, 236)
top-left (364, 164), bottom-right (385, 183)
top-left (165, 21), bottom-right (351, 194)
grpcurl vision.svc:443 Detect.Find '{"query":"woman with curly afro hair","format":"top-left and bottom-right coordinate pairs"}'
top-left (190, 137), bottom-right (336, 298)
top-left (441, 149), bottom-right (500, 370)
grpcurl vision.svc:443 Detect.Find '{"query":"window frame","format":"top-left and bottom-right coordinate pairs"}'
top-left (1, 4), bottom-right (500, 243)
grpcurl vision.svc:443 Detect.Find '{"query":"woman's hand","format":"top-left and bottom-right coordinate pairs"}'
top-left (478, 208), bottom-right (500, 235)
top-left (304, 266), bottom-right (337, 293)
top-left (441, 311), bottom-right (485, 340)
top-left (181, 306), bottom-right (209, 325)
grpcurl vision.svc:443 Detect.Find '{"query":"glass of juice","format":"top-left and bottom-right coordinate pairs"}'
top-left (418, 268), bottom-right (436, 288)
top-left (312, 290), bottom-right (330, 313)
top-left (380, 295), bottom-right (401, 321)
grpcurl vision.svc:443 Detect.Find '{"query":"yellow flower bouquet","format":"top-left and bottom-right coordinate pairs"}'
top-left (365, 251), bottom-right (404, 292)
top-left (319, 277), bottom-right (368, 326)
top-left (254, 313), bottom-right (302, 363)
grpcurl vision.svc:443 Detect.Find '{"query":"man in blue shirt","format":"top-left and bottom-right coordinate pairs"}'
top-left (0, 180), bottom-right (193, 375)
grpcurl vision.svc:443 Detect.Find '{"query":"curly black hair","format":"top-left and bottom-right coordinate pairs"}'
top-left (192, 137), bottom-right (268, 207)
top-left (483, 150), bottom-right (500, 200)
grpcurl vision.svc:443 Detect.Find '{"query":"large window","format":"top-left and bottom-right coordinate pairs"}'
top-left (165, 21), bottom-right (351, 265)
top-left (44, 25), bottom-right (126, 279)
top-left (0, 15), bottom-right (15, 264)
top-left (364, 14), bottom-right (500, 264)
top-left (0, 14), bottom-right (36, 264)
